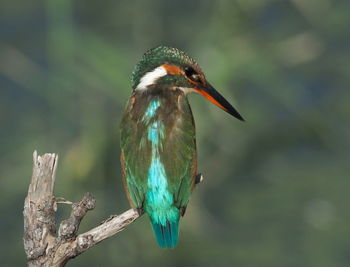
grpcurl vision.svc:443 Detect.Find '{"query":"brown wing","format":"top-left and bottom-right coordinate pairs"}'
top-left (120, 151), bottom-right (136, 209)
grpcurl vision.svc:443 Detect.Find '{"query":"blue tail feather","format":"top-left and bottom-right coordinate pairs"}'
top-left (151, 220), bottom-right (179, 248)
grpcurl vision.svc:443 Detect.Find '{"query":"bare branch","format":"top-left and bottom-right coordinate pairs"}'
top-left (58, 192), bottom-right (96, 239)
top-left (23, 152), bottom-right (58, 264)
top-left (23, 152), bottom-right (140, 267)
top-left (71, 209), bottom-right (139, 257)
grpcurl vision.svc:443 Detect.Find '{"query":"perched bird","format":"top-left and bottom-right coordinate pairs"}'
top-left (120, 46), bottom-right (243, 248)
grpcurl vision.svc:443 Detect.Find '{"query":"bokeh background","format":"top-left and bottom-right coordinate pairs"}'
top-left (1, 0), bottom-right (350, 266)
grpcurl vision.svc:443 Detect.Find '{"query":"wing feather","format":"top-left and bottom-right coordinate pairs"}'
top-left (120, 90), bottom-right (197, 212)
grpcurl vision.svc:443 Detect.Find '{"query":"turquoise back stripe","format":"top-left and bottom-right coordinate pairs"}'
top-left (143, 99), bottom-right (179, 225)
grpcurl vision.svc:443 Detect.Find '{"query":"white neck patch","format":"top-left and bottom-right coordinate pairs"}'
top-left (135, 66), bottom-right (167, 90)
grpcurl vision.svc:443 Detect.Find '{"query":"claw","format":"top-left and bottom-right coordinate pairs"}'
top-left (136, 208), bottom-right (144, 215)
top-left (195, 173), bottom-right (204, 184)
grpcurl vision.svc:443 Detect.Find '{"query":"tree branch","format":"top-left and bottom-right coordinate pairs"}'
top-left (23, 151), bottom-right (140, 267)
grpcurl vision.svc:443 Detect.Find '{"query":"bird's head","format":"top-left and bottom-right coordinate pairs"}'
top-left (132, 46), bottom-right (244, 121)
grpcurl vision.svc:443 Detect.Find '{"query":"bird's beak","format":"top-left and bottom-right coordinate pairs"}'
top-left (196, 83), bottom-right (244, 121)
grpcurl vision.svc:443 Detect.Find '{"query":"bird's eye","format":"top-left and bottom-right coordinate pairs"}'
top-left (184, 66), bottom-right (201, 83)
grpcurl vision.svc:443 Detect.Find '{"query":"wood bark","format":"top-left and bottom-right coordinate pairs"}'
top-left (23, 151), bottom-right (140, 267)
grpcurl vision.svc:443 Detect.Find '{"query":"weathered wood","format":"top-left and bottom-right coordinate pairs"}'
top-left (23, 151), bottom-right (140, 266)
top-left (23, 152), bottom-right (58, 266)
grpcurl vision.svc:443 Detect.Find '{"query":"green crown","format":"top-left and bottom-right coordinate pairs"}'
top-left (131, 46), bottom-right (199, 89)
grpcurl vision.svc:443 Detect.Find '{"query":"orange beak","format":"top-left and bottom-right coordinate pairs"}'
top-left (196, 83), bottom-right (244, 121)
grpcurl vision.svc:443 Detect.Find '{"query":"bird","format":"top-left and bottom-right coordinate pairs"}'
top-left (120, 46), bottom-right (243, 248)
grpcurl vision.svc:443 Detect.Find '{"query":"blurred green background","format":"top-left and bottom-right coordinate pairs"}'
top-left (1, 0), bottom-right (350, 266)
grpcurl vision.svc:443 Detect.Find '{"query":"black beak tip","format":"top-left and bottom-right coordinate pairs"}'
top-left (235, 113), bottom-right (245, 122)
top-left (228, 108), bottom-right (245, 122)
top-left (238, 115), bottom-right (245, 122)
top-left (199, 82), bottom-right (245, 122)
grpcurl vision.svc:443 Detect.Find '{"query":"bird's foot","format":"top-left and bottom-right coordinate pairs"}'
top-left (195, 173), bottom-right (204, 184)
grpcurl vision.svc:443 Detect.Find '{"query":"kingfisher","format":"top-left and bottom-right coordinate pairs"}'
top-left (120, 46), bottom-right (243, 248)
